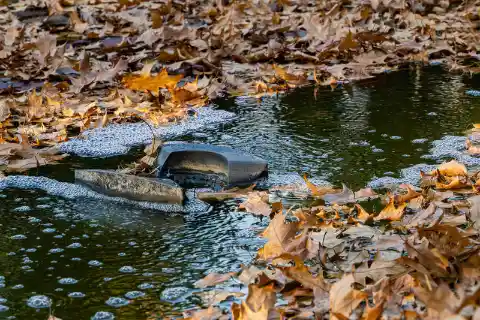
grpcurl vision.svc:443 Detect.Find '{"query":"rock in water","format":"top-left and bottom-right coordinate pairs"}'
top-left (157, 142), bottom-right (268, 188)
top-left (75, 170), bottom-right (184, 204)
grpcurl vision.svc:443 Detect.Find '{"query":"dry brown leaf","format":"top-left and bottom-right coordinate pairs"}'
top-left (194, 272), bottom-right (236, 288)
top-left (395, 184), bottom-right (421, 204)
top-left (375, 197), bottom-right (406, 221)
top-left (123, 69), bottom-right (184, 92)
top-left (302, 174), bottom-right (337, 196)
top-left (431, 160), bottom-right (467, 177)
top-left (239, 191), bottom-right (271, 216)
top-left (329, 274), bottom-right (368, 320)
top-left (231, 283), bottom-right (276, 320)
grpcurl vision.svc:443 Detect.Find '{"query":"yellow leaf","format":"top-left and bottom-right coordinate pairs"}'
top-left (355, 204), bottom-right (372, 222)
top-left (430, 160), bottom-right (467, 177)
top-left (62, 108), bottom-right (75, 117)
top-left (303, 174), bottom-right (337, 196)
top-left (123, 69), bottom-right (183, 92)
top-left (436, 177), bottom-right (468, 190)
top-left (374, 197), bottom-right (406, 221)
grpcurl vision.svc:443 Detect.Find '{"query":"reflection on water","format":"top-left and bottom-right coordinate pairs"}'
top-left (205, 66), bottom-right (480, 188)
top-left (0, 192), bottom-right (264, 319)
top-left (0, 67), bottom-right (480, 319)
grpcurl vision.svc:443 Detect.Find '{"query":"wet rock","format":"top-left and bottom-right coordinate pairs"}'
top-left (157, 143), bottom-right (268, 188)
top-left (75, 170), bottom-right (184, 204)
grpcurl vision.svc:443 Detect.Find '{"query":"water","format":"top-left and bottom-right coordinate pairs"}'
top-left (0, 67), bottom-right (480, 319)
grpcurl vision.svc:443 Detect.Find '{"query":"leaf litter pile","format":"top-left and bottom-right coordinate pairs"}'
top-left (172, 159), bottom-right (480, 320)
top-left (1, 0), bottom-right (480, 173)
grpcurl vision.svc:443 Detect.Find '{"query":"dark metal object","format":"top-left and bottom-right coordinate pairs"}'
top-left (157, 143), bottom-right (268, 188)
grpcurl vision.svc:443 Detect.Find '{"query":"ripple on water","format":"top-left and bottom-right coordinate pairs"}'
top-left (0, 305), bottom-right (9, 312)
top-left (58, 278), bottom-right (78, 285)
top-left (88, 260), bottom-right (103, 267)
top-left (66, 243), bottom-right (82, 249)
top-left (13, 206), bottom-right (31, 212)
top-left (42, 228), bottom-right (56, 233)
top-left (160, 287), bottom-right (189, 302)
top-left (124, 291), bottom-right (145, 299)
top-left (68, 292), bottom-right (86, 298)
top-left (10, 235), bottom-right (26, 240)
top-left (26, 295), bottom-right (51, 308)
top-left (105, 297), bottom-right (129, 308)
top-left (91, 311), bottom-right (115, 320)
top-left (49, 248), bottom-right (64, 253)
top-left (118, 266), bottom-right (136, 273)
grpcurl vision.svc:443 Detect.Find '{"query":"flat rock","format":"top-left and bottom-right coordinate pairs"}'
top-left (157, 143), bottom-right (268, 188)
top-left (75, 170), bottom-right (184, 204)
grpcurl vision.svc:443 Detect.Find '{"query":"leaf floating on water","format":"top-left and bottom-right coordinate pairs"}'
top-left (238, 191), bottom-right (271, 217)
top-left (302, 174), bottom-right (337, 197)
top-left (194, 272), bottom-right (236, 288)
top-left (323, 184), bottom-right (355, 204)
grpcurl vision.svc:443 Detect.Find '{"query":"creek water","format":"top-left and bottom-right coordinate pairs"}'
top-left (1, 66), bottom-right (480, 319)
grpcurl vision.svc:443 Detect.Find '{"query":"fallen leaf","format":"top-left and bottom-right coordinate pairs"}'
top-left (375, 197), bottom-right (406, 221)
top-left (330, 274), bottom-right (368, 320)
top-left (431, 160), bottom-right (467, 177)
top-left (194, 272), bottom-right (236, 288)
top-left (239, 191), bottom-right (271, 216)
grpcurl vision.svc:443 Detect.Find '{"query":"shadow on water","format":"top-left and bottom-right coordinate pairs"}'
top-left (1, 67), bottom-right (480, 319)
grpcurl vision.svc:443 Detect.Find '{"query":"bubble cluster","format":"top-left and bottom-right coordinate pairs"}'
top-left (68, 292), bottom-right (86, 298)
top-left (91, 311), bottom-right (115, 320)
top-left (105, 297), bottom-right (129, 308)
top-left (58, 278), bottom-right (78, 285)
top-left (124, 291), bottom-right (145, 299)
top-left (119, 266), bottom-right (136, 273)
top-left (26, 295), bottom-right (52, 309)
top-left (88, 260), bottom-right (103, 267)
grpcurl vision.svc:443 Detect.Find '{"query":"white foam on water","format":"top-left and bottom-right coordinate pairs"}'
top-left (369, 135), bottom-right (480, 188)
top-left (0, 176), bottom-right (209, 213)
top-left (58, 107), bottom-right (235, 157)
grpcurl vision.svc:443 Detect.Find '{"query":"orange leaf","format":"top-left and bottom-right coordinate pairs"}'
top-left (395, 184), bottom-right (421, 204)
top-left (123, 69), bottom-right (183, 92)
top-left (355, 204), bottom-right (373, 222)
top-left (430, 160), bottom-right (467, 177)
top-left (303, 174), bottom-right (337, 196)
top-left (374, 197), bottom-right (406, 221)
top-left (330, 274), bottom-right (368, 320)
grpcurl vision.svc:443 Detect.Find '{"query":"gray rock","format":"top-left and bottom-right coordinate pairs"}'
top-left (157, 143), bottom-right (268, 188)
top-left (75, 170), bottom-right (184, 204)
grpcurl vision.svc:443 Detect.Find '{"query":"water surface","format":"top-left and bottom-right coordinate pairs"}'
top-left (1, 67), bottom-right (480, 319)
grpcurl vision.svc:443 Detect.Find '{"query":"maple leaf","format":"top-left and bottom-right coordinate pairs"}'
top-left (123, 69), bottom-right (184, 92)
top-left (329, 274), bottom-right (368, 320)
top-left (231, 283), bottom-right (276, 320)
top-left (374, 197), bottom-right (406, 221)
top-left (194, 272), bottom-right (236, 288)
top-left (239, 191), bottom-right (271, 217)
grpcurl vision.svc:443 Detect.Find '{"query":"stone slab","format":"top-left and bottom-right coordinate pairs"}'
top-left (75, 169), bottom-right (184, 204)
top-left (157, 143), bottom-right (268, 188)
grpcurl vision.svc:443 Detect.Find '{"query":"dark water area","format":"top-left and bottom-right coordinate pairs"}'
top-left (1, 67), bottom-right (480, 319)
